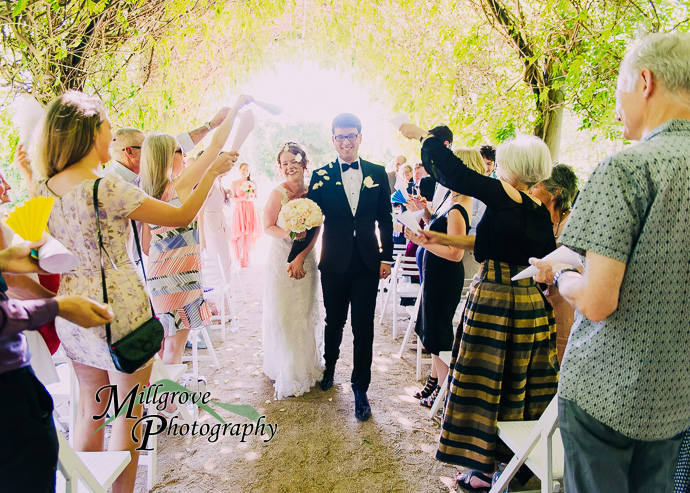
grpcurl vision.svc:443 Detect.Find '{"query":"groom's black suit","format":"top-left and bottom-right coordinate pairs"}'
top-left (292, 158), bottom-right (393, 392)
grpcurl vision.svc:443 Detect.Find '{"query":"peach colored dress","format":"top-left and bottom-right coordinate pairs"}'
top-left (230, 181), bottom-right (262, 267)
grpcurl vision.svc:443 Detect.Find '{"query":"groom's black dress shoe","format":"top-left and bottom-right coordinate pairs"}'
top-left (353, 390), bottom-right (371, 422)
top-left (320, 367), bottom-right (335, 391)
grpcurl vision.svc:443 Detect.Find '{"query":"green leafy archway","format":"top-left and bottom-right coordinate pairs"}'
top-left (2, 0), bottom-right (688, 160)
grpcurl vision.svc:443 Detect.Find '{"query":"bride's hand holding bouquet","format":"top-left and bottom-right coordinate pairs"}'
top-left (278, 198), bottom-right (323, 241)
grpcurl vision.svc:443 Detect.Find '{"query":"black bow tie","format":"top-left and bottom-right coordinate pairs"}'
top-left (341, 161), bottom-right (359, 172)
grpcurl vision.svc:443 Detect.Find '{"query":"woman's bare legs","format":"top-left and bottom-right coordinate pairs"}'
top-left (430, 354), bottom-right (449, 383)
top-left (161, 329), bottom-right (190, 365)
top-left (107, 365), bottom-right (153, 493)
top-left (72, 361), bottom-right (152, 493)
top-left (72, 361), bottom-right (110, 451)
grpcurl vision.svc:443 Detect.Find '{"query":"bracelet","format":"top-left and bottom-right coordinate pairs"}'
top-left (553, 267), bottom-right (581, 288)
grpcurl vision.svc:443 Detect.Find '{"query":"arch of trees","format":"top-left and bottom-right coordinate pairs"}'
top-left (0, 0), bottom-right (687, 163)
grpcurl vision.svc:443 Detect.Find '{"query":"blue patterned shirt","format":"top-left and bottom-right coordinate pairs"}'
top-left (559, 119), bottom-right (690, 440)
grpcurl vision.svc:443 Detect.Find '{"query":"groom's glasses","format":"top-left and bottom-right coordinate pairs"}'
top-left (334, 133), bottom-right (359, 143)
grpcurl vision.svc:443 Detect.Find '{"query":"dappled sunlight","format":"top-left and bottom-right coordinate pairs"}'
top-left (396, 394), bottom-right (418, 404)
top-left (244, 451), bottom-right (260, 461)
top-left (203, 461), bottom-right (216, 472)
top-left (390, 410), bottom-right (417, 430)
top-left (220, 446), bottom-right (233, 454)
top-left (375, 364), bottom-right (390, 373)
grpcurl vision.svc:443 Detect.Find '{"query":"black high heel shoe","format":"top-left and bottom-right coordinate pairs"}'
top-left (413, 375), bottom-right (438, 399)
top-left (419, 385), bottom-right (440, 408)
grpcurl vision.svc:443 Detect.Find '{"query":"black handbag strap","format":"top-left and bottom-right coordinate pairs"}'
top-left (93, 178), bottom-right (155, 346)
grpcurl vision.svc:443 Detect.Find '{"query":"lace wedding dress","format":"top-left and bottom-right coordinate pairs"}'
top-left (262, 185), bottom-right (324, 399)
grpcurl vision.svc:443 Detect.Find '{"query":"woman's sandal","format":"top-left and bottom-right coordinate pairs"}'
top-left (419, 385), bottom-right (440, 408)
top-left (413, 375), bottom-right (438, 399)
top-left (456, 470), bottom-right (493, 492)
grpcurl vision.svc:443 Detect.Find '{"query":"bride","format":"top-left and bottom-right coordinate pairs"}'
top-left (262, 142), bottom-right (324, 399)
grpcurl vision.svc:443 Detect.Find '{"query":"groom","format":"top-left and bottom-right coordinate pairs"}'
top-left (291, 113), bottom-right (393, 421)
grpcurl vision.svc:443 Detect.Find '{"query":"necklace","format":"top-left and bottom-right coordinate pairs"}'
top-left (553, 209), bottom-right (569, 237)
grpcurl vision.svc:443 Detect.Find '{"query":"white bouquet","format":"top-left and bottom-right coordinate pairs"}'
top-left (278, 198), bottom-right (323, 241)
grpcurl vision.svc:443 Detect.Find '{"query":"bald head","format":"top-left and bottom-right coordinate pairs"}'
top-left (111, 128), bottom-right (145, 174)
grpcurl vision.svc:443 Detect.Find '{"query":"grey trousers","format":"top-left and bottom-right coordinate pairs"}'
top-left (559, 397), bottom-right (682, 493)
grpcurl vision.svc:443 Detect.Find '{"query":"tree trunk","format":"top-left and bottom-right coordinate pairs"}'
top-left (534, 87), bottom-right (564, 162)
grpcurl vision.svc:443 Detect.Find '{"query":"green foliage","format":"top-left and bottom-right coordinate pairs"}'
top-left (0, 0), bottom-right (687, 188)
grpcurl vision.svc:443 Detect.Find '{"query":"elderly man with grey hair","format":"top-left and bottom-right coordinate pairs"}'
top-left (531, 32), bottom-right (690, 492)
top-left (105, 106), bottom-right (233, 185)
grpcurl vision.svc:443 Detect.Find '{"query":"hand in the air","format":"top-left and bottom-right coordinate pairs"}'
top-left (398, 123), bottom-right (427, 141)
top-left (210, 152), bottom-right (238, 177)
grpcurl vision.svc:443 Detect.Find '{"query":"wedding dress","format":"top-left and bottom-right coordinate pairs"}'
top-left (262, 185), bottom-right (324, 399)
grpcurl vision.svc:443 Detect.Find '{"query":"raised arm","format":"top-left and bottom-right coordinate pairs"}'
top-left (175, 95), bottom-right (253, 201)
top-left (128, 153), bottom-right (235, 228)
top-left (184, 106), bottom-right (232, 148)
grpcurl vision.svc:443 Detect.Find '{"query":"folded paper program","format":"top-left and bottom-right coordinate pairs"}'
top-left (511, 245), bottom-right (582, 281)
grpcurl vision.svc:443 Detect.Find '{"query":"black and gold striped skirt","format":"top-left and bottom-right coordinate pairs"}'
top-left (436, 260), bottom-right (559, 473)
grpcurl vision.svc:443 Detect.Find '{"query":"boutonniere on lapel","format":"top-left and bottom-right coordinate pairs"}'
top-left (361, 175), bottom-right (379, 190)
top-left (312, 169), bottom-right (331, 190)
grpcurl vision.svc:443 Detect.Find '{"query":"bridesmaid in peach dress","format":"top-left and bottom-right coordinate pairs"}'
top-left (230, 162), bottom-right (262, 267)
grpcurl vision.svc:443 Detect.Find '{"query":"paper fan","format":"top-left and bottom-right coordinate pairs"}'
top-left (5, 196), bottom-right (55, 241)
top-left (391, 189), bottom-right (408, 205)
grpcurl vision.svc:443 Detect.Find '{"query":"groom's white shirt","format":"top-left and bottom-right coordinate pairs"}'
top-left (338, 157), bottom-right (363, 216)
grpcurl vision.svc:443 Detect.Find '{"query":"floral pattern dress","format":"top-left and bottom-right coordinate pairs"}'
top-left (37, 173), bottom-right (151, 371)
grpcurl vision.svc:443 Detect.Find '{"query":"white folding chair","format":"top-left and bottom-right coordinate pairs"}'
top-left (47, 350), bottom-right (79, 446)
top-left (378, 253), bottom-right (421, 339)
top-left (56, 430), bottom-right (130, 493)
top-left (203, 253), bottom-right (238, 341)
top-left (183, 326), bottom-right (220, 377)
top-left (489, 396), bottom-right (564, 493)
top-left (379, 244), bottom-right (408, 308)
top-left (427, 350), bottom-right (452, 418)
top-left (136, 357), bottom-right (194, 490)
top-left (397, 285), bottom-right (423, 358)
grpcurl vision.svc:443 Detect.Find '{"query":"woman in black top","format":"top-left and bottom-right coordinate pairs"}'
top-left (400, 125), bottom-right (559, 490)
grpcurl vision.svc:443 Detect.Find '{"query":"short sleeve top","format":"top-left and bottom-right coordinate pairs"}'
top-left (37, 172), bottom-right (148, 270)
top-left (558, 119), bottom-right (690, 440)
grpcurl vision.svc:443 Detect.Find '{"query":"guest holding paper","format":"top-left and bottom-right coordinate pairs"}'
top-left (141, 95), bottom-right (252, 368)
top-left (404, 149), bottom-right (482, 409)
top-left (0, 239), bottom-right (114, 493)
top-left (530, 32), bottom-right (690, 493)
top-left (400, 124), bottom-right (558, 491)
top-left (230, 162), bottom-right (262, 267)
top-left (530, 163), bottom-right (578, 363)
top-left (34, 90), bottom-right (236, 493)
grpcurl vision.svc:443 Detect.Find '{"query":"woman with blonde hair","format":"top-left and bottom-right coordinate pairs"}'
top-left (141, 95), bottom-right (252, 366)
top-left (34, 90), bottom-right (235, 493)
top-left (405, 148), bottom-right (483, 408)
top-left (400, 125), bottom-right (559, 491)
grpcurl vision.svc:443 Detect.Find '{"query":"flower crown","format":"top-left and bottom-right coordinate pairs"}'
top-left (282, 142), bottom-right (303, 163)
